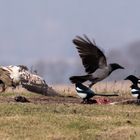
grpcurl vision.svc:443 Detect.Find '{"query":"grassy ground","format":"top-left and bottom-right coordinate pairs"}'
top-left (0, 102), bottom-right (140, 140)
top-left (0, 81), bottom-right (139, 140)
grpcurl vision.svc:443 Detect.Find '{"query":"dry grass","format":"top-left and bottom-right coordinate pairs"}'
top-left (53, 81), bottom-right (132, 98)
top-left (0, 81), bottom-right (139, 140)
top-left (0, 103), bottom-right (139, 140)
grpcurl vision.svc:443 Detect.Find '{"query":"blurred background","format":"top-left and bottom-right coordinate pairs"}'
top-left (0, 0), bottom-right (140, 84)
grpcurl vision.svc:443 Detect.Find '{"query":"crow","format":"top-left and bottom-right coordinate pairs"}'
top-left (69, 35), bottom-right (124, 87)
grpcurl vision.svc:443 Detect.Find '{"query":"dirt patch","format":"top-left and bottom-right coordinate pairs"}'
top-left (29, 96), bottom-right (81, 104)
top-left (0, 95), bottom-right (139, 105)
top-left (0, 95), bottom-right (80, 104)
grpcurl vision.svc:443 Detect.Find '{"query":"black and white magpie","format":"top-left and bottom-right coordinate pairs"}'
top-left (70, 35), bottom-right (124, 87)
top-left (124, 75), bottom-right (140, 99)
top-left (129, 84), bottom-right (140, 99)
top-left (124, 75), bottom-right (140, 87)
top-left (75, 82), bottom-right (118, 103)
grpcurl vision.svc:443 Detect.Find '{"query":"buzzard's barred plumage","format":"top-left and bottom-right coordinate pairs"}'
top-left (0, 65), bottom-right (47, 92)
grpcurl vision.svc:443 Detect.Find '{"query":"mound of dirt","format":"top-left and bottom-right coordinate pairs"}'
top-left (14, 96), bottom-right (30, 103)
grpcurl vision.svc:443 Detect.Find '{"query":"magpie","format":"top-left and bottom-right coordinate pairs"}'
top-left (75, 82), bottom-right (118, 103)
top-left (124, 75), bottom-right (140, 99)
top-left (124, 75), bottom-right (140, 87)
top-left (129, 84), bottom-right (140, 99)
top-left (69, 35), bottom-right (124, 87)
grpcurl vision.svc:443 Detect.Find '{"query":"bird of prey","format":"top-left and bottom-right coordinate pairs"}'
top-left (0, 65), bottom-right (47, 93)
top-left (75, 82), bottom-right (118, 103)
top-left (0, 65), bottom-right (24, 92)
top-left (69, 35), bottom-right (124, 87)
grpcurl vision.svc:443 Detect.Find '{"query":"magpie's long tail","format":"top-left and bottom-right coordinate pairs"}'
top-left (94, 93), bottom-right (118, 97)
top-left (69, 75), bottom-right (92, 83)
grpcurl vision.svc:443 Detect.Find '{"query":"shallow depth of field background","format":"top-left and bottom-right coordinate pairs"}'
top-left (0, 1), bottom-right (140, 140)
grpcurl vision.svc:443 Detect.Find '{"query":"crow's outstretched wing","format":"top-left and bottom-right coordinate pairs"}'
top-left (73, 35), bottom-right (107, 74)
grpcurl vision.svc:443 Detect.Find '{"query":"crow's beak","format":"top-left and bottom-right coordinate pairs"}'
top-left (120, 66), bottom-right (125, 69)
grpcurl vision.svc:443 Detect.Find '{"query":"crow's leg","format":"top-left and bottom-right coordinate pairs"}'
top-left (89, 82), bottom-right (95, 88)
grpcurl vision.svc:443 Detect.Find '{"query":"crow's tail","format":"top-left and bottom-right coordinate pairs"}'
top-left (69, 75), bottom-right (91, 83)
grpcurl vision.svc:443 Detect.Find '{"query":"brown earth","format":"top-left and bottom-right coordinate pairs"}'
top-left (0, 95), bottom-right (139, 105)
top-left (0, 81), bottom-right (139, 105)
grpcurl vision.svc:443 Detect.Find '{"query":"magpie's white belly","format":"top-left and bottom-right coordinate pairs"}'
top-left (76, 92), bottom-right (87, 98)
top-left (131, 89), bottom-right (139, 97)
top-left (132, 94), bottom-right (139, 97)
